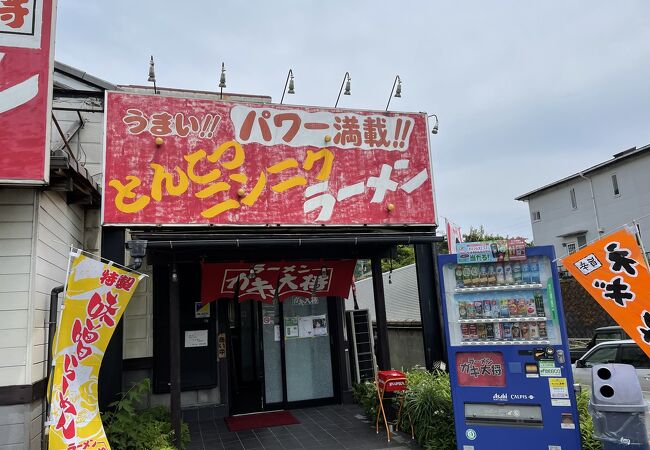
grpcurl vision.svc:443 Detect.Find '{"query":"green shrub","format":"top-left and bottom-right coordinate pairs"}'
top-left (577, 389), bottom-right (602, 450)
top-left (352, 380), bottom-right (378, 420)
top-left (102, 378), bottom-right (190, 450)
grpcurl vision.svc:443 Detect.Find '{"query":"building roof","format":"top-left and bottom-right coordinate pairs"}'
top-left (54, 61), bottom-right (117, 91)
top-left (515, 143), bottom-right (650, 201)
top-left (346, 263), bottom-right (421, 323)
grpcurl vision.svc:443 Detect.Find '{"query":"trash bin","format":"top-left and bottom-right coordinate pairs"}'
top-left (589, 363), bottom-right (650, 449)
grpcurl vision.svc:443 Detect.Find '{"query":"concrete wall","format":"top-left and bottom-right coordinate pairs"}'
top-left (387, 327), bottom-right (426, 371)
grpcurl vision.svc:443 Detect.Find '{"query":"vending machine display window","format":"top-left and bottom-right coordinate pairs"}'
top-left (442, 255), bottom-right (561, 347)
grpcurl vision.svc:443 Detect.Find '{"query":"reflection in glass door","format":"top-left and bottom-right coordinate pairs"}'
top-left (261, 299), bottom-right (282, 404)
top-left (283, 296), bottom-right (334, 402)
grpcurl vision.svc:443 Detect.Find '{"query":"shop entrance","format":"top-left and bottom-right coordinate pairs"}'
top-left (230, 299), bottom-right (264, 414)
top-left (227, 295), bottom-right (340, 415)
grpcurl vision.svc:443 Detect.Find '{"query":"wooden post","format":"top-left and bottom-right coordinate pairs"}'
top-left (371, 256), bottom-right (391, 370)
top-left (169, 263), bottom-right (182, 448)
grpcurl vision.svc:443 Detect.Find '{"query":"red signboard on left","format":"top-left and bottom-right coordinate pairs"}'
top-left (0, 0), bottom-right (56, 184)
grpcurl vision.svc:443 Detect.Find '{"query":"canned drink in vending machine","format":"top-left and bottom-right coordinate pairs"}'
top-left (474, 300), bottom-right (483, 318)
top-left (508, 299), bottom-right (518, 316)
top-left (500, 299), bottom-right (510, 318)
top-left (520, 322), bottom-right (529, 339)
top-left (460, 323), bottom-right (470, 341)
top-left (480, 265), bottom-right (489, 286)
top-left (538, 321), bottom-right (548, 339)
top-left (483, 299), bottom-right (492, 318)
top-left (477, 323), bottom-right (487, 340)
top-left (526, 299), bottom-right (537, 317)
top-left (468, 323), bottom-right (478, 339)
top-left (467, 303), bottom-right (476, 319)
top-left (486, 323), bottom-right (495, 339)
top-left (511, 323), bottom-right (521, 339)
top-left (458, 302), bottom-right (467, 319)
top-left (529, 322), bottom-right (539, 339)
top-left (517, 298), bottom-right (527, 316)
top-left (502, 322), bottom-right (512, 339)
top-left (493, 322), bottom-right (503, 339)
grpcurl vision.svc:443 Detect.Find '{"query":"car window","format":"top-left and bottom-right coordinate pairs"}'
top-left (595, 332), bottom-right (622, 345)
top-left (618, 345), bottom-right (650, 369)
top-left (583, 346), bottom-right (618, 367)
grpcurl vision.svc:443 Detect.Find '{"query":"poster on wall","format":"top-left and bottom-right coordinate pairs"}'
top-left (48, 250), bottom-right (145, 449)
top-left (0, 0), bottom-right (57, 184)
top-left (102, 92), bottom-right (436, 226)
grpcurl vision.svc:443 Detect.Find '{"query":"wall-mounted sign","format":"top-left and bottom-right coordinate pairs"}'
top-left (0, 0), bottom-right (56, 184)
top-left (201, 260), bottom-right (356, 303)
top-left (102, 92), bottom-right (436, 226)
top-left (185, 329), bottom-right (208, 348)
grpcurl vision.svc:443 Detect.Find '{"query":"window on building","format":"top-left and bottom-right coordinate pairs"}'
top-left (566, 243), bottom-right (577, 255)
top-left (570, 188), bottom-right (577, 210)
top-left (577, 235), bottom-right (587, 249)
top-left (612, 174), bottom-right (620, 196)
top-left (531, 211), bottom-right (541, 222)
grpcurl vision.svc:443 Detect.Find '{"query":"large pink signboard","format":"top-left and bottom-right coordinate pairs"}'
top-left (103, 92), bottom-right (436, 226)
top-left (0, 0), bottom-right (56, 183)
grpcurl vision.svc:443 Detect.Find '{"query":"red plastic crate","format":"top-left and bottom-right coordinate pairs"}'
top-left (377, 370), bottom-right (407, 392)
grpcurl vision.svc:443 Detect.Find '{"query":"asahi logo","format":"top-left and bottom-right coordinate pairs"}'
top-left (492, 393), bottom-right (508, 401)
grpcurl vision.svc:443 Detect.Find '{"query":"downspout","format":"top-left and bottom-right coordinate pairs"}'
top-left (43, 285), bottom-right (64, 450)
top-left (579, 172), bottom-right (602, 236)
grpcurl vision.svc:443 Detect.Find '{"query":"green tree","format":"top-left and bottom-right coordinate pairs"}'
top-left (381, 245), bottom-right (416, 272)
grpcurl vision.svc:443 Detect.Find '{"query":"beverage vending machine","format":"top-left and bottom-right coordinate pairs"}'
top-left (438, 243), bottom-right (582, 450)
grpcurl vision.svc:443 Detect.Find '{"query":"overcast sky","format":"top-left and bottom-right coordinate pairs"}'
top-left (54, 1), bottom-right (650, 239)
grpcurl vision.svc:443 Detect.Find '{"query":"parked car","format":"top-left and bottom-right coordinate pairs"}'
top-left (572, 340), bottom-right (650, 397)
top-left (570, 326), bottom-right (629, 363)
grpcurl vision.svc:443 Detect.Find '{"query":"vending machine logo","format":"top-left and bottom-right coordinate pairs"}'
top-left (492, 393), bottom-right (508, 401)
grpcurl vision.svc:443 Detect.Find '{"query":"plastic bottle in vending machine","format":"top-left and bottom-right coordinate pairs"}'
top-left (521, 259), bottom-right (531, 283)
top-left (511, 323), bottom-right (521, 338)
top-left (487, 264), bottom-right (497, 285)
top-left (534, 291), bottom-right (546, 317)
top-left (520, 323), bottom-right (529, 339)
top-left (486, 323), bottom-right (495, 339)
top-left (529, 322), bottom-right (539, 339)
top-left (455, 265), bottom-right (464, 288)
top-left (508, 299), bottom-right (518, 316)
top-left (526, 298), bottom-right (537, 317)
top-left (467, 302), bottom-right (476, 319)
top-left (477, 323), bottom-right (487, 339)
top-left (517, 298), bottom-right (528, 316)
top-left (504, 263), bottom-right (514, 284)
top-left (496, 264), bottom-right (505, 285)
top-left (463, 265), bottom-right (473, 287)
top-left (469, 323), bottom-right (478, 339)
top-left (471, 265), bottom-right (481, 286)
top-left (529, 257), bottom-right (540, 283)
top-left (512, 261), bottom-right (522, 284)
top-left (479, 265), bottom-right (489, 286)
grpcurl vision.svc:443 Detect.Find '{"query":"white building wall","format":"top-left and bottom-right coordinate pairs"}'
top-left (0, 188), bottom-right (36, 388)
top-left (524, 152), bottom-right (650, 260)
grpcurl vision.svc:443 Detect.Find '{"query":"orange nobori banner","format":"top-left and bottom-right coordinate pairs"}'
top-left (561, 228), bottom-right (650, 358)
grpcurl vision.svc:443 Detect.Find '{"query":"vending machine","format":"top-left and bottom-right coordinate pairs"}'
top-left (438, 243), bottom-right (582, 450)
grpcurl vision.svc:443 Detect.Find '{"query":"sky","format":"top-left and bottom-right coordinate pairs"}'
top-left (54, 1), bottom-right (650, 239)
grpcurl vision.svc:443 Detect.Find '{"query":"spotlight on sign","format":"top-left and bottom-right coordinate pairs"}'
top-left (386, 75), bottom-right (402, 111)
top-left (428, 114), bottom-right (439, 135)
top-left (335, 72), bottom-right (352, 108)
top-left (148, 56), bottom-right (158, 94)
top-left (280, 69), bottom-right (295, 105)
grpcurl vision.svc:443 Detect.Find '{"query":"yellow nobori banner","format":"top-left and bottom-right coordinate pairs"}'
top-left (48, 252), bottom-right (144, 450)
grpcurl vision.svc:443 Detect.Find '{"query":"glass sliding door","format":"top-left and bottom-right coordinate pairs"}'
top-left (283, 296), bottom-right (334, 402)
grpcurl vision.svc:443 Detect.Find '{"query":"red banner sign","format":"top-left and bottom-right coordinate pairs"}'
top-left (0, 0), bottom-right (56, 183)
top-left (456, 352), bottom-right (506, 387)
top-left (102, 92), bottom-right (436, 226)
top-left (201, 260), bottom-right (356, 303)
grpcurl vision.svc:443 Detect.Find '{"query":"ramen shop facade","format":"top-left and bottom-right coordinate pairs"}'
top-left (102, 90), bottom-right (440, 418)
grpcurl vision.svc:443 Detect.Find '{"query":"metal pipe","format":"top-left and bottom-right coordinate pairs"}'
top-left (579, 172), bottom-right (602, 235)
top-left (144, 234), bottom-right (441, 250)
top-left (169, 264), bottom-right (182, 448)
